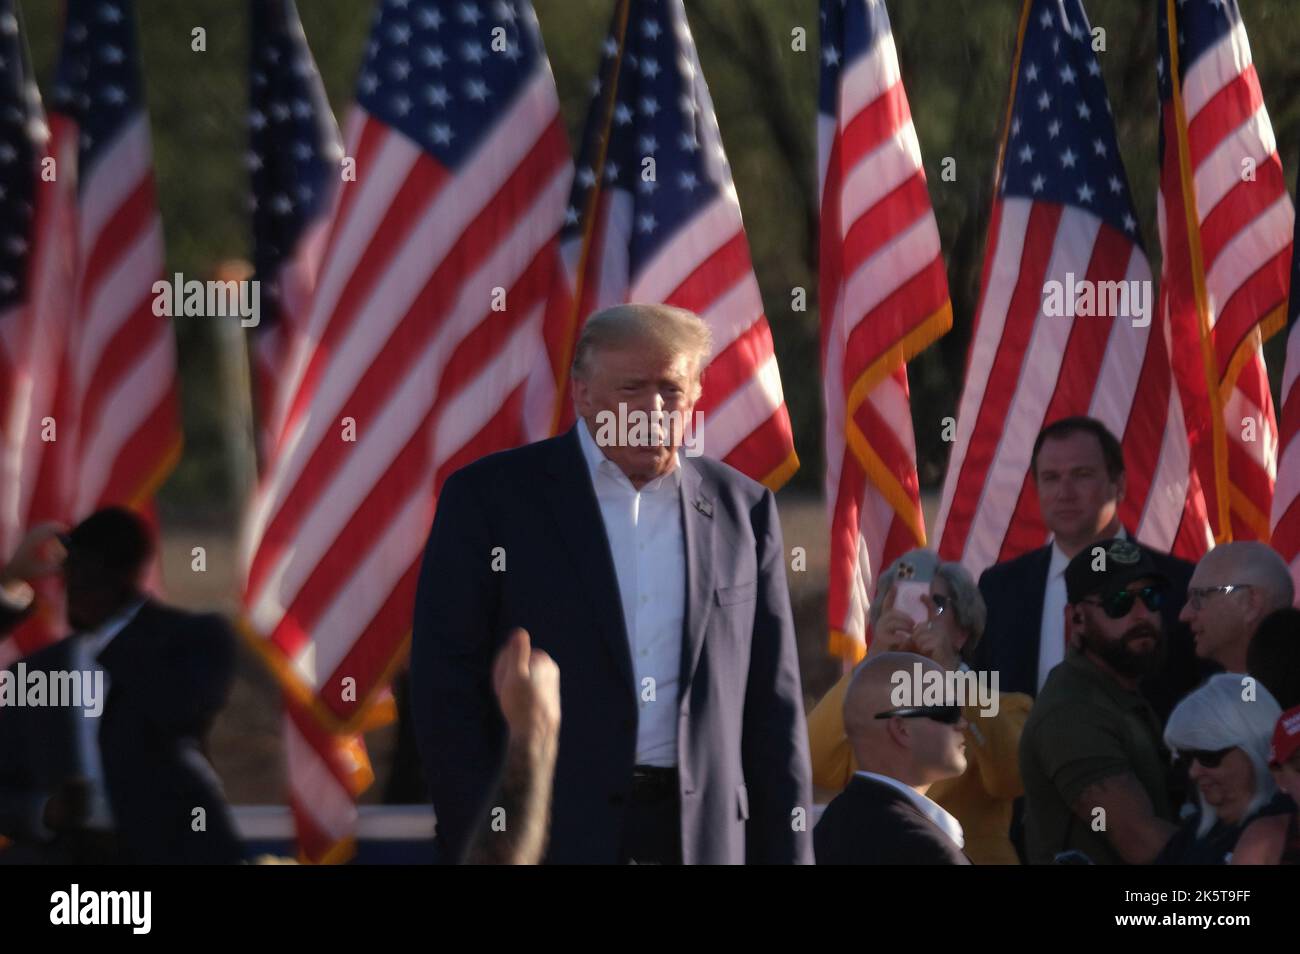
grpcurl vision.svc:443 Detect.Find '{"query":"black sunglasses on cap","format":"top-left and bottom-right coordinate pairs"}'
top-left (873, 705), bottom-right (963, 725)
top-left (1080, 584), bottom-right (1166, 620)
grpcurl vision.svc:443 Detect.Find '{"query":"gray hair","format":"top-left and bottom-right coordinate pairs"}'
top-left (1199, 541), bottom-right (1295, 612)
top-left (571, 303), bottom-right (713, 399)
top-left (868, 548), bottom-right (988, 662)
top-left (1164, 674), bottom-right (1281, 837)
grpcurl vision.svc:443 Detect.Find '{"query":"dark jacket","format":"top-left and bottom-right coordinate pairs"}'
top-left (410, 425), bottom-right (814, 864)
top-left (1155, 813), bottom-right (1245, 865)
top-left (0, 600), bottom-right (243, 864)
top-left (815, 774), bottom-right (971, 864)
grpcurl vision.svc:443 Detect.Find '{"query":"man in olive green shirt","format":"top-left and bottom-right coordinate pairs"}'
top-left (1020, 538), bottom-right (1178, 864)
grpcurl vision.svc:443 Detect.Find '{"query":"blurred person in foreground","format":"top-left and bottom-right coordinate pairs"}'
top-left (814, 653), bottom-right (970, 864)
top-left (0, 507), bottom-right (242, 864)
top-left (807, 549), bottom-right (1030, 864)
top-left (411, 304), bottom-right (812, 865)
top-left (465, 628), bottom-right (560, 865)
top-left (1232, 705), bottom-right (1300, 865)
top-left (1248, 607), bottom-right (1300, 710)
top-left (1179, 542), bottom-right (1293, 675)
top-left (1019, 538), bottom-right (1178, 864)
top-left (1155, 674), bottom-right (1280, 864)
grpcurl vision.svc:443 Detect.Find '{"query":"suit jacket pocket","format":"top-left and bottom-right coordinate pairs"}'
top-left (737, 783), bottom-right (750, 821)
top-left (715, 581), bottom-right (758, 606)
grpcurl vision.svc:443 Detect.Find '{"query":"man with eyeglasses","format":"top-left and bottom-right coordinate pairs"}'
top-left (1019, 538), bottom-right (1179, 864)
top-left (814, 653), bottom-right (971, 864)
top-left (1179, 541), bottom-right (1294, 675)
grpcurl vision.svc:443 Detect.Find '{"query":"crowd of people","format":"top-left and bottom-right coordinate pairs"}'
top-left (2, 302), bottom-right (1298, 866)
top-left (808, 418), bottom-right (1300, 865)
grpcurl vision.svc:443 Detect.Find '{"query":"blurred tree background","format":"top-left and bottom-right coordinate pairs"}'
top-left (18, 0), bottom-right (1300, 519)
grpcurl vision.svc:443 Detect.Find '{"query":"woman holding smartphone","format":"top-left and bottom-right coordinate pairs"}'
top-left (806, 548), bottom-right (1032, 864)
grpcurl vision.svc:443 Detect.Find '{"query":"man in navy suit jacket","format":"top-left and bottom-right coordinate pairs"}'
top-left (410, 303), bottom-right (813, 865)
top-left (972, 417), bottom-right (1208, 724)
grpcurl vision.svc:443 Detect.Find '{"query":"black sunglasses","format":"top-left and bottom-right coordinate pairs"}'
top-left (1176, 747), bottom-right (1235, 769)
top-left (873, 705), bottom-right (963, 725)
top-left (1081, 584), bottom-right (1165, 620)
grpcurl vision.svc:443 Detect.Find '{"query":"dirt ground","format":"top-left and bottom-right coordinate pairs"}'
top-left (168, 493), bottom-right (878, 805)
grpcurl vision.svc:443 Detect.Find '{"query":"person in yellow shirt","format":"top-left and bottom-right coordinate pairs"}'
top-left (808, 549), bottom-right (1031, 864)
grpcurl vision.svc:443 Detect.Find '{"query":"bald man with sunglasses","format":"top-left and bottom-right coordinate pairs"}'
top-left (1019, 539), bottom-right (1180, 864)
top-left (814, 653), bottom-right (971, 864)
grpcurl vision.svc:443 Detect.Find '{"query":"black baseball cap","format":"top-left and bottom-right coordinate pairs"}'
top-left (1065, 537), bottom-right (1167, 604)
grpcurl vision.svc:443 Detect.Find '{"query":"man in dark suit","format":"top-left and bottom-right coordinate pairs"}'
top-left (815, 653), bottom-right (970, 864)
top-left (411, 303), bottom-right (813, 865)
top-left (0, 508), bottom-right (243, 864)
top-left (973, 417), bottom-right (1207, 723)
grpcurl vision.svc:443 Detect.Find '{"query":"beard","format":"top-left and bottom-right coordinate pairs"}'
top-left (1080, 618), bottom-right (1166, 678)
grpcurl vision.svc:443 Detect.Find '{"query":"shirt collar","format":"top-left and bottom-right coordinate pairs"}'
top-left (82, 598), bottom-right (145, 657)
top-left (576, 417), bottom-right (682, 492)
top-left (854, 770), bottom-right (965, 848)
top-left (1048, 525), bottom-right (1129, 579)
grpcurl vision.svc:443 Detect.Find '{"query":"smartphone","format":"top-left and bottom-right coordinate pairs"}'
top-left (893, 580), bottom-right (930, 626)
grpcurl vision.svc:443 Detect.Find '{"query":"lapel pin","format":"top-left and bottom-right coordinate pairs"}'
top-left (694, 497), bottom-right (713, 518)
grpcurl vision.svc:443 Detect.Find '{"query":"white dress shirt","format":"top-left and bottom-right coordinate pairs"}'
top-left (1037, 526), bottom-right (1128, 691)
top-left (854, 770), bottom-right (965, 849)
top-left (73, 599), bottom-right (144, 830)
top-left (577, 418), bottom-right (685, 767)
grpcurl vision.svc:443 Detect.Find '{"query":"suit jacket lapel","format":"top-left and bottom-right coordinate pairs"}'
top-left (679, 459), bottom-right (715, 697)
top-left (544, 427), bottom-right (634, 691)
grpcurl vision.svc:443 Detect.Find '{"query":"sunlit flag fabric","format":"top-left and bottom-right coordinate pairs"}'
top-left (240, 0), bottom-right (574, 858)
top-left (555, 0), bottom-right (797, 488)
top-left (249, 0), bottom-right (344, 465)
top-left (0, 0), bottom-right (69, 668)
top-left (1, 0), bottom-right (179, 660)
top-left (935, 0), bottom-right (1211, 576)
top-left (1269, 166), bottom-right (1300, 587)
top-left (246, 0), bottom-right (371, 866)
top-left (819, 0), bottom-right (951, 663)
top-left (1157, 0), bottom-right (1292, 545)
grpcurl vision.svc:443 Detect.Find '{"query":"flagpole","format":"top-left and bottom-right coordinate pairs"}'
top-left (1164, 0), bottom-right (1231, 543)
top-left (548, 0), bottom-right (632, 437)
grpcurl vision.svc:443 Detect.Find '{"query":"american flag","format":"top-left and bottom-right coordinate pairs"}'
top-left (819, 0), bottom-right (951, 663)
top-left (936, 0), bottom-right (1211, 574)
top-left (1269, 162), bottom-right (1300, 586)
top-left (1157, 0), bottom-right (1292, 545)
top-left (240, 0), bottom-right (574, 856)
top-left (1, 0), bottom-right (178, 660)
top-left (248, 0), bottom-right (344, 465)
top-left (556, 0), bottom-right (797, 487)
top-left (0, 0), bottom-right (65, 667)
top-left (246, 0), bottom-right (372, 866)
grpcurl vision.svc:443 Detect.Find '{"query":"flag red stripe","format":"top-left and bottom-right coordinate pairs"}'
top-left (248, 120), bottom-right (569, 599)
top-left (939, 200), bottom-right (1062, 557)
top-left (692, 318), bottom-right (774, 416)
top-left (841, 254), bottom-right (949, 382)
top-left (1198, 159), bottom-right (1286, 269)
top-left (1186, 65), bottom-right (1263, 171)
top-left (841, 173), bottom-right (932, 281)
top-left (839, 79), bottom-right (911, 173)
